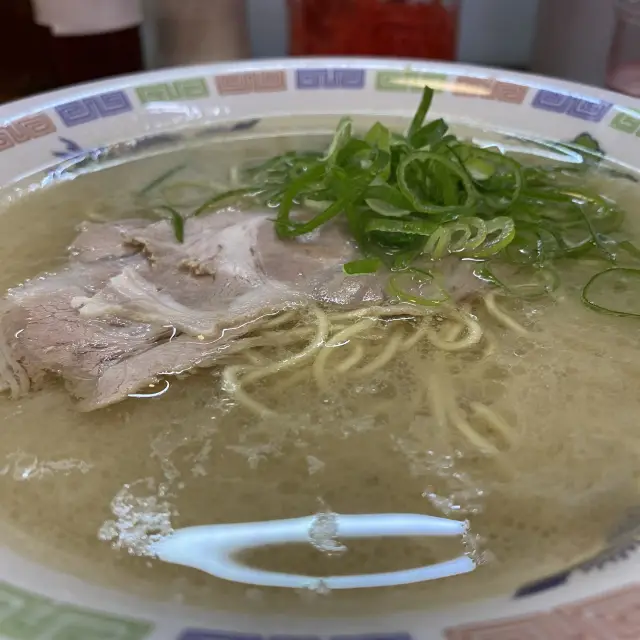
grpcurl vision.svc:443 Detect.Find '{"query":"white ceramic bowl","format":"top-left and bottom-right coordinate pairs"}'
top-left (1, 58), bottom-right (640, 640)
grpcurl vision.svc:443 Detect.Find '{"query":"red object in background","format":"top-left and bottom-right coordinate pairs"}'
top-left (288, 0), bottom-right (459, 60)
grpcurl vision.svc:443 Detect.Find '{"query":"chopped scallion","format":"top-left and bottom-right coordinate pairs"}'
top-left (177, 84), bottom-right (640, 316)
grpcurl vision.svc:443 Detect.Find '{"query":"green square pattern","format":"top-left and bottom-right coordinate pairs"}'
top-left (376, 71), bottom-right (448, 93)
top-left (136, 78), bottom-right (210, 104)
top-left (0, 582), bottom-right (153, 640)
top-left (609, 108), bottom-right (640, 134)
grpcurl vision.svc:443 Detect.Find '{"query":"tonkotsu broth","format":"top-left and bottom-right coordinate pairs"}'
top-left (1, 124), bottom-right (640, 615)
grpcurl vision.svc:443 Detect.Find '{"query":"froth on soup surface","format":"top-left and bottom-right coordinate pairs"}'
top-left (1, 122), bottom-right (640, 615)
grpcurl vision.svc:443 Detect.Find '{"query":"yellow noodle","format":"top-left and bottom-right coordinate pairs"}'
top-left (313, 318), bottom-right (376, 390)
top-left (444, 319), bottom-right (465, 343)
top-left (426, 309), bottom-right (483, 351)
top-left (220, 309), bottom-right (328, 415)
top-left (484, 291), bottom-right (530, 336)
top-left (217, 300), bottom-right (506, 438)
top-left (427, 354), bottom-right (500, 456)
top-left (261, 310), bottom-right (298, 330)
top-left (448, 403), bottom-right (500, 456)
top-left (242, 307), bottom-right (329, 386)
top-left (328, 304), bottom-right (430, 322)
top-left (328, 318), bottom-right (377, 347)
top-left (335, 342), bottom-right (365, 374)
top-left (481, 328), bottom-right (498, 358)
top-left (401, 320), bottom-right (430, 352)
top-left (352, 328), bottom-right (404, 377)
top-left (470, 402), bottom-right (517, 447)
top-left (221, 365), bottom-right (275, 417)
top-left (427, 371), bottom-right (449, 431)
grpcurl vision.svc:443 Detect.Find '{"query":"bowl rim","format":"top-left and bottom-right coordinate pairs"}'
top-left (1, 55), bottom-right (640, 640)
top-left (1, 56), bottom-right (639, 120)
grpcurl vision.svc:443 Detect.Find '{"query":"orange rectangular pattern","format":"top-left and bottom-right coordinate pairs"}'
top-left (557, 584), bottom-right (640, 639)
top-left (446, 583), bottom-right (640, 639)
top-left (445, 611), bottom-right (578, 640)
top-left (0, 113), bottom-right (56, 152)
top-left (215, 71), bottom-right (287, 96)
top-left (452, 76), bottom-right (528, 104)
top-left (492, 80), bottom-right (528, 104)
top-left (453, 76), bottom-right (494, 99)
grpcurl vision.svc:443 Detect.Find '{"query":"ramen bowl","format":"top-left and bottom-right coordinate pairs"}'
top-left (0, 58), bottom-right (640, 640)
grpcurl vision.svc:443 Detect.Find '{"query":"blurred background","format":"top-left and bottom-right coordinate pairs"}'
top-left (1, 0), bottom-right (636, 103)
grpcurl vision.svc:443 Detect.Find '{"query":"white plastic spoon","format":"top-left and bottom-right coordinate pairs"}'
top-left (152, 512), bottom-right (475, 590)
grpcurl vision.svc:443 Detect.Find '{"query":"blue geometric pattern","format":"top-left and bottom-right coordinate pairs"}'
top-left (55, 91), bottom-right (133, 127)
top-left (296, 69), bottom-right (365, 90)
top-left (179, 632), bottom-right (411, 640)
top-left (178, 632), bottom-right (262, 640)
top-left (532, 89), bottom-right (612, 122)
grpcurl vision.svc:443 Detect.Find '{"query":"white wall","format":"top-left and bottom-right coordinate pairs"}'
top-left (247, 0), bottom-right (540, 67)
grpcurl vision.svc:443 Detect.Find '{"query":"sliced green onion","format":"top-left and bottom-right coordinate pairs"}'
top-left (388, 268), bottom-right (449, 306)
top-left (467, 217), bottom-right (516, 257)
top-left (175, 81), bottom-right (640, 319)
top-left (365, 199), bottom-right (412, 217)
top-left (365, 122), bottom-right (391, 154)
top-left (302, 197), bottom-right (335, 211)
top-left (407, 86), bottom-right (434, 141)
top-left (410, 118), bottom-right (448, 150)
top-left (476, 264), bottom-right (559, 299)
top-left (454, 218), bottom-right (488, 252)
top-left (462, 147), bottom-right (524, 209)
top-left (366, 217), bottom-right (439, 236)
top-left (422, 218), bottom-right (490, 259)
top-left (582, 267), bottom-right (640, 317)
top-left (562, 132), bottom-right (604, 167)
top-left (619, 240), bottom-right (640, 260)
top-left (397, 151), bottom-right (477, 214)
top-left (424, 226), bottom-right (453, 259)
top-left (155, 205), bottom-right (184, 243)
top-left (278, 151), bottom-right (389, 238)
top-left (193, 187), bottom-right (260, 216)
top-left (139, 164), bottom-right (186, 196)
top-left (324, 117), bottom-right (352, 168)
top-left (574, 202), bottom-right (620, 262)
top-left (364, 184), bottom-right (413, 217)
top-left (274, 164), bottom-right (326, 236)
top-left (465, 156), bottom-right (496, 181)
top-left (391, 243), bottom-right (425, 271)
top-left (343, 258), bottom-right (382, 275)
top-left (278, 197), bottom-right (344, 238)
top-left (558, 226), bottom-right (594, 256)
